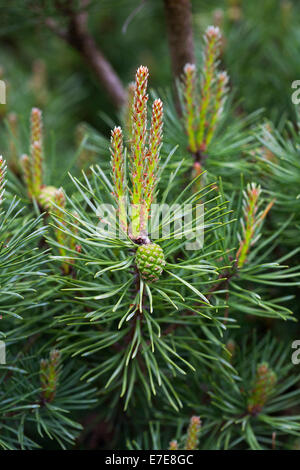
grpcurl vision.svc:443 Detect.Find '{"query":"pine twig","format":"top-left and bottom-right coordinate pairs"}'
top-left (44, 0), bottom-right (126, 109)
top-left (163, 0), bottom-right (195, 113)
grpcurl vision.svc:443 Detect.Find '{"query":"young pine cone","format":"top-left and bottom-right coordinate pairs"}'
top-left (135, 243), bottom-right (165, 283)
top-left (38, 185), bottom-right (59, 210)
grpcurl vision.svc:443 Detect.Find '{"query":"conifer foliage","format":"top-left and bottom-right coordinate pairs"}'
top-left (1, 0), bottom-right (300, 452)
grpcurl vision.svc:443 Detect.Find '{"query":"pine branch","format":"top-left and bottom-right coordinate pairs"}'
top-left (44, 0), bottom-right (126, 109)
top-left (163, 0), bottom-right (195, 113)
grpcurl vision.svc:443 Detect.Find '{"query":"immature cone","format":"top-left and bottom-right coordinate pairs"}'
top-left (225, 339), bottom-right (236, 363)
top-left (182, 63), bottom-right (197, 153)
top-left (40, 349), bottom-right (61, 403)
top-left (247, 362), bottom-right (277, 415)
top-left (169, 440), bottom-right (179, 451)
top-left (30, 108), bottom-right (43, 196)
top-left (237, 183), bottom-right (274, 268)
top-left (135, 243), bottom-right (165, 283)
top-left (185, 416), bottom-right (201, 450)
top-left (38, 185), bottom-right (60, 210)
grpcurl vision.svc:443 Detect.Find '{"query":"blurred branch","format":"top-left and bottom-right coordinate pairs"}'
top-left (163, 0), bottom-right (195, 112)
top-left (45, 0), bottom-right (126, 109)
top-left (122, 0), bottom-right (147, 34)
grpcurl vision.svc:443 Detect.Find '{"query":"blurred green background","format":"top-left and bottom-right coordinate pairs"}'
top-left (1, 0), bottom-right (299, 130)
top-left (0, 0), bottom-right (299, 195)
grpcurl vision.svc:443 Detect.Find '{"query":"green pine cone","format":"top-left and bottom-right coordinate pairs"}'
top-left (38, 185), bottom-right (58, 210)
top-left (135, 243), bottom-right (166, 283)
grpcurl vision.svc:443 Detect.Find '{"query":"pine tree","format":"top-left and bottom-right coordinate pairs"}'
top-left (1, 1), bottom-right (300, 452)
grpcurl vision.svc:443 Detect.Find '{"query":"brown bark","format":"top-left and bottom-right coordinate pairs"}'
top-left (163, 0), bottom-right (195, 111)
